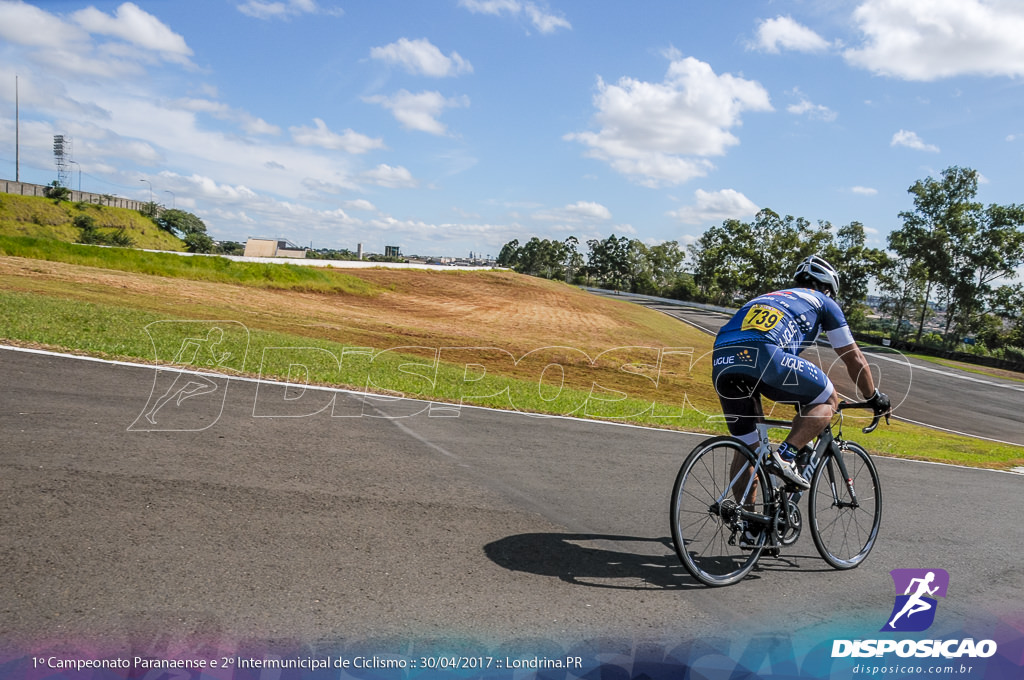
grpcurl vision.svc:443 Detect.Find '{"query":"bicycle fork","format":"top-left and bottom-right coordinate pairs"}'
top-left (793, 444), bottom-right (860, 510)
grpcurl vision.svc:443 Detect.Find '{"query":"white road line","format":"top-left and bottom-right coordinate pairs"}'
top-left (5, 344), bottom-right (1021, 458)
top-left (891, 415), bottom-right (1023, 448)
top-left (862, 349), bottom-right (1024, 392)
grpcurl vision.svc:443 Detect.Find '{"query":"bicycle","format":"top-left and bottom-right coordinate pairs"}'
top-left (670, 400), bottom-right (887, 587)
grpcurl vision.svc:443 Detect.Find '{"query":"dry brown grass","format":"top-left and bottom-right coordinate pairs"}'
top-left (0, 256), bottom-right (719, 414)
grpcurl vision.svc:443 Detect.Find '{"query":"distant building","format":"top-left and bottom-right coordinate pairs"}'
top-left (243, 237), bottom-right (307, 258)
top-left (384, 245), bottom-right (401, 258)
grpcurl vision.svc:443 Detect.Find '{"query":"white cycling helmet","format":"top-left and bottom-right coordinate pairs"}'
top-left (794, 255), bottom-right (840, 297)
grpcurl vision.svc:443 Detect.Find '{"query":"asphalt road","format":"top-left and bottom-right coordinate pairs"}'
top-left (2, 347), bottom-right (1020, 659)
top-left (604, 293), bottom-right (1024, 447)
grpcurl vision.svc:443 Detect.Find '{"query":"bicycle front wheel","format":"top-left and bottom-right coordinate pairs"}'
top-left (808, 442), bottom-right (882, 569)
top-left (670, 437), bottom-right (771, 587)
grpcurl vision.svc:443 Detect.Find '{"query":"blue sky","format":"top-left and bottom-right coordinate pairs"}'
top-left (1, 0), bottom-right (1023, 259)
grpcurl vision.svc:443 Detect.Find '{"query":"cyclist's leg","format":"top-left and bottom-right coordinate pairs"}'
top-left (787, 391), bottom-right (838, 448)
top-left (758, 347), bottom-right (837, 449)
top-left (711, 348), bottom-right (765, 503)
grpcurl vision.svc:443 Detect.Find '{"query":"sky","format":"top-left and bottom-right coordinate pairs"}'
top-left (1, 0), bottom-right (1023, 260)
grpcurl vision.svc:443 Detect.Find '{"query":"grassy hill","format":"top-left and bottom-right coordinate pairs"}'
top-left (0, 239), bottom-right (1020, 470)
top-left (0, 192), bottom-right (186, 251)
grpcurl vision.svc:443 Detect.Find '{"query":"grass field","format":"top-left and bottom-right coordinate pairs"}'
top-left (0, 240), bottom-right (1021, 470)
top-left (0, 193), bottom-right (186, 251)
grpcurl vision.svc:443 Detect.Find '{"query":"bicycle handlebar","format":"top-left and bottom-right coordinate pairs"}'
top-left (837, 400), bottom-right (890, 434)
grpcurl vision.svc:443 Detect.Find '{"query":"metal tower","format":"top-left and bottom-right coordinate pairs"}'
top-left (53, 134), bottom-right (72, 188)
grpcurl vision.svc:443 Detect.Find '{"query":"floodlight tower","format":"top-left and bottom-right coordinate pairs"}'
top-left (53, 135), bottom-right (73, 188)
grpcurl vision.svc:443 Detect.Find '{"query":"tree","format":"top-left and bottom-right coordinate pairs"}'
top-left (183, 231), bottom-right (215, 253)
top-left (645, 240), bottom-right (687, 293)
top-left (890, 167), bottom-right (979, 342)
top-left (822, 221), bottom-right (886, 311)
top-left (876, 254), bottom-right (925, 341)
top-left (43, 181), bottom-right (71, 201)
top-left (688, 209), bottom-right (835, 305)
top-left (563, 236), bottom-right (585, 283)
top-left (586, 234), bottom-right (631, 291)
top-left (945, 203), bottom-right (1024, 345)
top-left (153, 208), bottom-right (215, 253)
top-left (887, 166), bottom-right (1024, 347)
top-left (216, 241), bottom-right (245, 256)
top-left (496, 239), bottom-right (520, 269)
top-left (689, 221), bottom-right (742, 303)
top-left (155, 209), bottom-right (206, 236)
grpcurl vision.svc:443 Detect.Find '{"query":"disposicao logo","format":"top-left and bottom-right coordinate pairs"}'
top-left (831, 568), bottom-right (998, 660)
top-left (882, 568), bottom-right (949, 632)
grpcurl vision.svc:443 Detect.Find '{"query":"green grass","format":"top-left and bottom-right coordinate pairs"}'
top-left (0, 289), bottom-right (716, 431)
top-left (0, 235), bottom-right (383, 295)
top-left (0, 193), bottom-right (186, 250)
top-left (2, 288), bottom-right (1021, 470)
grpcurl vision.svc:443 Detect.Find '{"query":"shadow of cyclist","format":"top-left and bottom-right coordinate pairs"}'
top-left (483, 533), bottom-right (749, 590)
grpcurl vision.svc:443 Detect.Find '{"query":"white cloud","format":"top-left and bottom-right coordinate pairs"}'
top-left (458, 0), bottom-right (571, 34)
top-left (786, 89), bottom-right (836, 121)
top-left (361, 164), bottom-right (418, 189)
top-left (71, 2), bottom-right (194, 65)
top-left (236, 0), bottom-right (343, 20)
top-left (0, 0), bottom-right (90, 49)
top-left (343, 199), bottom-right (378, 212)
top-left (891, 129), bottom-right (940, 152)
top-left (844, 0), bottom-right (1024, 80)
top-left (364, 90), bottom-right (469, 136)
top-left (289, 118), bottom-right (385, 153)
top-left (564, 201), bottom-right (612, 221)
top-left (175, 98), bottom-right (282, 136)
top-left (370, 38), bottom-right (472, 77)
top-left (752, 16), bottom-right (832, 53)
top-left (566, 53), bottom-right (772, 187)
top-left (669, 189), bottom-right (759, 225)
top-left (533, 201), bottom-right (612, 223)
top-left (851, 186), bottom-right (879, 195)
top-left (0, 1), bottom-right (194, 74)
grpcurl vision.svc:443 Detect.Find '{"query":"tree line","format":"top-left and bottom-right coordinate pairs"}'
top-left (496, 166), bottom-right (1024, 362)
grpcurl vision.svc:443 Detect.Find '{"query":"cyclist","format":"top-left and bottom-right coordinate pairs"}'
top-left (710, 255), bottom-right (891, 490)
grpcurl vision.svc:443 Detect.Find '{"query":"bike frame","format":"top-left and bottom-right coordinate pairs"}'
top-left (671, 399), bottom-right (885, 584)
top-left (715, 409), bottom-right (863, 543)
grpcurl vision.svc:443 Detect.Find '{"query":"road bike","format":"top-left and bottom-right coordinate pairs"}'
top-left (670, 401), bottom-right (886, 587)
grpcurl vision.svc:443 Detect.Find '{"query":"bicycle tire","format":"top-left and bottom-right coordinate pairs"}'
top-left (670, 436), bottom-right (771, 586)
top-left (808, 441), bottom-right (882, 569)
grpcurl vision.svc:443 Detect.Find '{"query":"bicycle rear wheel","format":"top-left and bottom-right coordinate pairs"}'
top-left (670, 437), bottom-right (771, 586)
top-left (808, 442), bottom-right (882, 569)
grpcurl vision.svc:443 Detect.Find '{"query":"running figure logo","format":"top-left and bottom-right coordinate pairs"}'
top-left (881, 568), bottom-right (950, 632)
top-left (128, 320), bottom-right (249, 432)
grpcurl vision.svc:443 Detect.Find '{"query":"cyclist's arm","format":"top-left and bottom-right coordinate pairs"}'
top-left (833, 342), bottom-right (876, 399)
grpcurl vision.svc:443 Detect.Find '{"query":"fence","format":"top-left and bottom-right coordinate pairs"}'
top-left (0, 179), bottom-right (148, 211)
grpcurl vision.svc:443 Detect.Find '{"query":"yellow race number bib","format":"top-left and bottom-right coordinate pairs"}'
top-left (741, 304), bottom-right (782, 332)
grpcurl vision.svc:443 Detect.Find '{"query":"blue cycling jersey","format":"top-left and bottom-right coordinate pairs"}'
top-left (714, 288), bottom-right (854, 354)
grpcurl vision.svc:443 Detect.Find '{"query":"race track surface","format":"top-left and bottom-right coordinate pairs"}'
top-left (605, 293), bottom-right (1024, 447)
top-left (2, 347), bottom-right (1020, 656)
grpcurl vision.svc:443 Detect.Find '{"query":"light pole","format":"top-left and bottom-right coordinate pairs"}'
top-left (139, 179), bottom-right (152, 204)
top-left (164, 190), bottom-right (175, 209)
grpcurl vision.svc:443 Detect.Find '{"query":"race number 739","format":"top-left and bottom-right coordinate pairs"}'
top-left (741, 304), bottom-right (782, 332)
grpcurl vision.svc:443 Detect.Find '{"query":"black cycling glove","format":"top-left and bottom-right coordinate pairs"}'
top-left (868, 389), bottom-right (891, 417)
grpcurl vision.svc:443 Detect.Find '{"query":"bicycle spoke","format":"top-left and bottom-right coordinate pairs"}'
top-left (671, 438), bottom-right (768, 586)
top-left (809, 443), bottom-right (882, 569)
